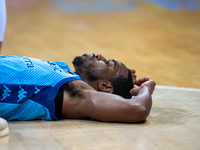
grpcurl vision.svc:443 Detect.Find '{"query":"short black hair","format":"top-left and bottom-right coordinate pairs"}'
top-left (110, 69), bottom-right (133, 99)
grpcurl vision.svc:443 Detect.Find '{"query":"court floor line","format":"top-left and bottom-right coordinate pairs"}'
top-left (156, 85), bottom-right (200, 92)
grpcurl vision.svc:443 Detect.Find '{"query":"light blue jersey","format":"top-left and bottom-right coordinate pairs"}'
top-left (0, 55), bottom-right (81, 121)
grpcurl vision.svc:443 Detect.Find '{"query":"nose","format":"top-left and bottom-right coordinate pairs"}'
top-left (96, 54), bottom-right (107, 62)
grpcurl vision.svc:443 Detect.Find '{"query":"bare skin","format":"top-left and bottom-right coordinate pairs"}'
top-left (62, 77), bottom-right (155, 123)
top-left (65, 53), bottom-right (156, 122)
top-left (73, 54), bottom-right (137, 93)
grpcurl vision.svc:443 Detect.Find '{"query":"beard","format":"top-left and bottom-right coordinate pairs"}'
top-left (72, 56), bottom-right (100, 81)
top-left (72, 56), bottom-right (85, 68)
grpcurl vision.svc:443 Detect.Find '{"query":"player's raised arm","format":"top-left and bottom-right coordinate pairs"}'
top-left (62, 78), bottom-right (155, 123)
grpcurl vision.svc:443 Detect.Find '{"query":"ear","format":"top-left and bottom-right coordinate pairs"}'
top-left (97, 81), bottom-right (114, 93)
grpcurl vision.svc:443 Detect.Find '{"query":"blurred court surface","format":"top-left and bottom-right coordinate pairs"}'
top-left (1, 0), bottom-right (200, 150)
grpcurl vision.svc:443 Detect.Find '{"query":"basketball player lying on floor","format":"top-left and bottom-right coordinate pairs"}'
top-left (0, 54), bottom-right (156, 122)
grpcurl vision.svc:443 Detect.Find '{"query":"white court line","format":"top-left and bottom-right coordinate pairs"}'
top-left (156, 85), bottom-right (200, 92)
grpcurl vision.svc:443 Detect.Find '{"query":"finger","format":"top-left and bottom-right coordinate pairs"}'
top-left (129, 69), bottom-right (137, 81)
top-left (133, 77), bottom-right (152, 86)
top-left (133, 80), bottom-right (141, 86)
top-left (129, 86), bottom-right (140, 96)
top-left (129, 69), bottom-right (136, 74)
top-left (132, 74), bottom-right (137, 80)
top-left (138, 77), bottom-right (152, 83)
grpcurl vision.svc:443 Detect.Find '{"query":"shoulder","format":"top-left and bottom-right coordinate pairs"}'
top-left (61, 80), bottom-right (95, 119)
top-left (64, 80), bottom-right (94, 97)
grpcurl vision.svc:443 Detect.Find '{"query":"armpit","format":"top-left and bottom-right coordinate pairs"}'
top-left (64, 81), bottom-right (85, 99)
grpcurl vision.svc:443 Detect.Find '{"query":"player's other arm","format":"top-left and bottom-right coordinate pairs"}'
top-left (63, 78), bottom-right (155, 123)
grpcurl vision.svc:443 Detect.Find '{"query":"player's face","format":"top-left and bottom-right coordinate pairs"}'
top-left (73, 53), bottom-right (129, 81)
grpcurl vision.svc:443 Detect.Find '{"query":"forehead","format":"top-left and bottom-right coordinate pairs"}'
top-left (90, 59), bottom-right (129, 79)
top-left (114, 61), bottom-right (129, 78)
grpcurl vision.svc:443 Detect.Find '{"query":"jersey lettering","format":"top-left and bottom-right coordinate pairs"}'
top-left (22, 57), bottom-right (34, 68)
top-left (47, 61), bottom-right (62, 72)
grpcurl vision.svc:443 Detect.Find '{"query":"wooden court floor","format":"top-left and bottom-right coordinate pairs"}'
top-left (1, 88), bottom-right (200, 150)
top-left (1, 0), bottom-right (200, 150)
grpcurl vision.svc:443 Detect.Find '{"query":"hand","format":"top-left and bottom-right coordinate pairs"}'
top-left (130, 77), bottom-right (156, 96)
top-left (129, 69), bottom-right (137, 81)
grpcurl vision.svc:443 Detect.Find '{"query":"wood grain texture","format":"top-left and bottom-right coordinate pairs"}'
top-left (2, 0), bottom-right (200, 89)
top-left (1, 87), bottom-right (200, 150)
top-left (1, 1), bottom-right (200, 149)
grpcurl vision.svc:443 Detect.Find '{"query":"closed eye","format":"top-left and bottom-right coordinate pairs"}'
top-left (106, 61), bottom-right (110, 66)
top-left (112, 59), bottom-right (116, 68)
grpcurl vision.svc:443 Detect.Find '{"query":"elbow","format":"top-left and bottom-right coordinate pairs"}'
top-left (128, 104), bottom-right (151, 123)
top-left (136, 107), bottom-right (149, 122)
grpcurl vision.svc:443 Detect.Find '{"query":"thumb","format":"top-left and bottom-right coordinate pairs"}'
top-left (129, 86), bottom-right (140, 96)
